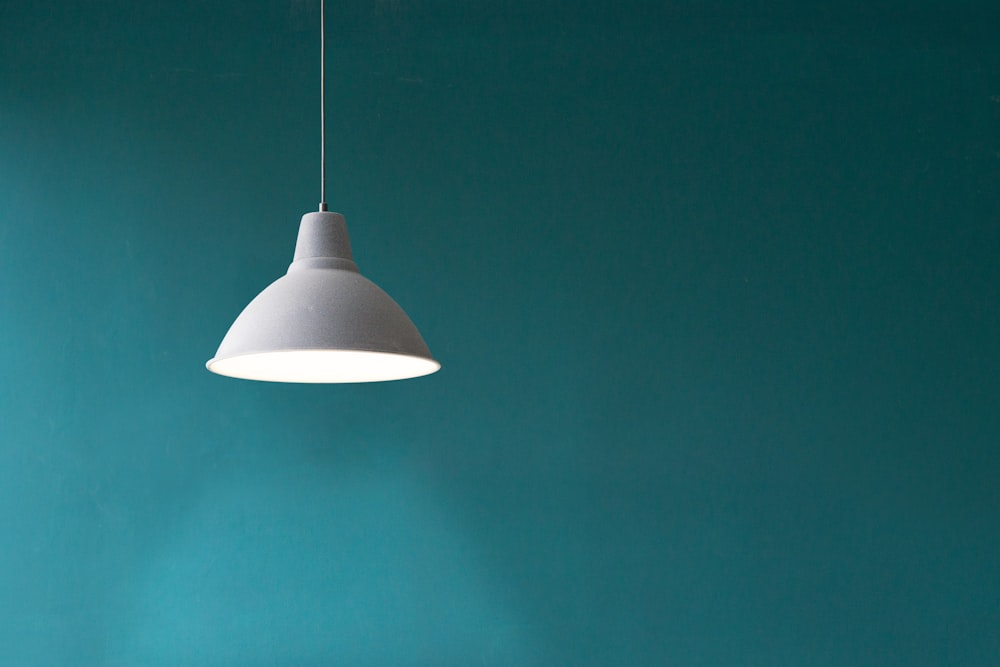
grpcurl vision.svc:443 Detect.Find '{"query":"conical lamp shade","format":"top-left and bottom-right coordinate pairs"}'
top-left (207, 211), bottom-right (440, 383)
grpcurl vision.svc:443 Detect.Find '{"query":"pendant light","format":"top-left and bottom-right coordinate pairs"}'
top-left (206, 0), bottom-right (440, 383)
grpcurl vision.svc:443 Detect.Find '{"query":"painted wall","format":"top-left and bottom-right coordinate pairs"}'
top-left (1, 1), bottom-right (998, 664)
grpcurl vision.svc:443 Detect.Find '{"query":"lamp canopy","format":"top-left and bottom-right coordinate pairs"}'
top-left (207, 212), bottom-right (440, 383)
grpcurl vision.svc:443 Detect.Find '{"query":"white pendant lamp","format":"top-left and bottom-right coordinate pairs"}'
top-left (206, 0), bottom-right (440, 383)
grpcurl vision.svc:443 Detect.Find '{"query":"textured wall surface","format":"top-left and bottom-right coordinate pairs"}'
top-left (1, 1), bottom-right (998, 664)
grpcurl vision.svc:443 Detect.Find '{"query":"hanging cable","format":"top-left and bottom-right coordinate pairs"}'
top-left (320, 0), bottom-right (327, 211)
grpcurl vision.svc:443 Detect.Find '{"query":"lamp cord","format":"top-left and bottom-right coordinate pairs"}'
top-left (319, 0), bottom-right (328, 212)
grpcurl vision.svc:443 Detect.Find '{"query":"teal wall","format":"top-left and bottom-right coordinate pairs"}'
top-left (2, 1), bottom-right (998, 664)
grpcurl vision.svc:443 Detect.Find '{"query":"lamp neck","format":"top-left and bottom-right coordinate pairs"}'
top-left (289, 211), bottom-right (358, 273)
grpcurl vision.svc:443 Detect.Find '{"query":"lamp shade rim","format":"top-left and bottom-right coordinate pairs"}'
top-left (206, 347), bottom-right (441, 383)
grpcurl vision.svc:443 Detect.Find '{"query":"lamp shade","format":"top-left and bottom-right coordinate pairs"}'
top-left (206, 211), bottom-right (440, 383)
